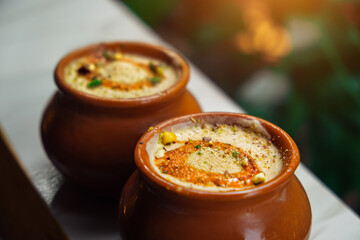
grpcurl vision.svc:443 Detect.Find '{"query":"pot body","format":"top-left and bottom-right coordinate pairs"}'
top-left (41, 90), bottom-right (201, 195)
top-left (119, 170), bottom-right (311, 240)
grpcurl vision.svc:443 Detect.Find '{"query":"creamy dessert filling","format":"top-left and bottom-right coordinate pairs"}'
top-left (147, 119), bottom-right (284, 191)
top-left (64, 49), bottom-right (178, 98)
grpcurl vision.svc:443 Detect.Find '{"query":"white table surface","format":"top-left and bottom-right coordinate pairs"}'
top-left (0, 0), bottom-right (359, 239)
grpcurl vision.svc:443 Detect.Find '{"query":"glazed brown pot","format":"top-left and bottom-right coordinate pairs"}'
top-left (40, 42), bottom-right (201, 196)
top-left (119, 112), bottom-right (312, 240)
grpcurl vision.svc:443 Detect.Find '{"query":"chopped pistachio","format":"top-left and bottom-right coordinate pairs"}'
top-left (113, 52), bottom-right (123, 60)
top-left (232, 151), bottom-right (240, 158)
top-left (156, 66), bottom-right (164, 75)
top-left (88, 63), bottom-right (96, 71)
top-left (158, 132), bottom-right (164, 143)
top-left (202, 137), bottom-right (211, 142)
top-left (242, 158), bottom-right (249, 166)
top-left (103, 50), bottom-right (112, 59)
top-left (195, 145), bottom-right (201, 149)
top-left (149, 62), bottom-right (157, 73)
top-left (150, 77), bottom-right (161, 84)
top-left (162, 131), bottom-right (177, 145)
top-left (87, 77), bottom-right (102, 88)
top-left (252, 173), bottom-right (266, 185)
top-left (77, 66), bottom-right (90, 75)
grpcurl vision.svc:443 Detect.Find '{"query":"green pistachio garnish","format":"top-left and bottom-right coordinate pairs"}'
top-left (232, 151), bottom-right (240, 158)
top-left (150, 77), bottom-right (161, 84)
top-left (252, 173), bottom-right (266, 184)
top-left (102, 50), bottom-right (112, 60)
top-left (87, 77), bottom-right (102, 88)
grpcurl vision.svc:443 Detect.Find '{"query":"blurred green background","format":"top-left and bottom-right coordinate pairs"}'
top-left (122, 0), bottom-right (360, 214)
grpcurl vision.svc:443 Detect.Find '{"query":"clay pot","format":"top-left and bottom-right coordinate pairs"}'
top-left (40, 42), bottom-right (201, 196)
top-left (119, 112), bottom-right (311, 240)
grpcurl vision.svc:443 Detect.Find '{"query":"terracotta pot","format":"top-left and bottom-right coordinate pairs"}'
top-left (119, 112), bottom-right (311, 240)
top-left (40, 42), bottom-right (201, 196)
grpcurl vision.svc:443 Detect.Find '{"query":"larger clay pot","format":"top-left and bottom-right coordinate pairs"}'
top-left (40, 42), bottom-right (201, 196)
top-left (119, 112), bottom-right (311, 239)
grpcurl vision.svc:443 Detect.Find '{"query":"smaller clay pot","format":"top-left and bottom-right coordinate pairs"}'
top-left (119, 112), bottom-right (311, 240)
top-left (40, 42), bottom-right (201, 196)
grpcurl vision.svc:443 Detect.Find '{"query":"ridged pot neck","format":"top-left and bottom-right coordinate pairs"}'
top-left (135, 112), bottom-right (300, 201)
top-left (54, 42), bottom-right (189, 109)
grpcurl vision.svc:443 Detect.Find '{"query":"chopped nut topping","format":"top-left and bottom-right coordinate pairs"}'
top-left (242, 158), bottom-right (249, 166)
top-left (203, 137), bottom-right (212, 142)
top-left (252, 173), bottom-right (266, 184)
top-left (77, 66), bottom-right (90, 75)
top-left (162, 131), bottom-right (177, 145)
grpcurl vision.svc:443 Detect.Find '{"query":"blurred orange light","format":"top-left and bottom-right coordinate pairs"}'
top-left (233, 0), bottom-right (292, 60)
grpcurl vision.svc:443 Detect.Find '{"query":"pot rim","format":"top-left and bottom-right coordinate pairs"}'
top-left (135, 112), bottom-right (300, 200)
top-left (54, 41), bottom-right (190, 108)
